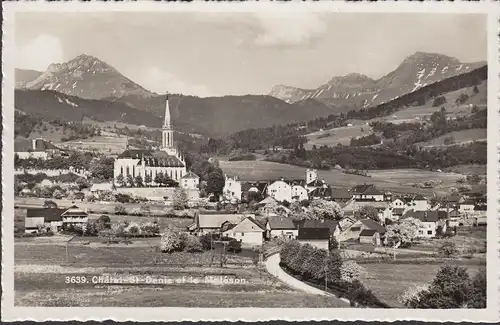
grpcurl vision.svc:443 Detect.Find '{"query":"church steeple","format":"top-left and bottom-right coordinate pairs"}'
top-left (162, 94), bottom-right (175, 153)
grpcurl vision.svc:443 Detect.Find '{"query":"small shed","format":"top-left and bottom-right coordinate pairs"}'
top-left (359, 229), bottom-right (381, 246)
top-left (297, 228), bottom-right (330, 250)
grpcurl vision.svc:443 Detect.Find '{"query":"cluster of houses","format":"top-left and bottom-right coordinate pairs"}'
top-left (199, 169), bottom-right (487, 248)
top-left (15, 138), bottom-right (67, 160)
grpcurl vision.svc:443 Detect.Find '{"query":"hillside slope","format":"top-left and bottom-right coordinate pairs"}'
top-left (15, 69), bottom-right (43, 88)
top-left (270, 52), bottom-right (486, 110)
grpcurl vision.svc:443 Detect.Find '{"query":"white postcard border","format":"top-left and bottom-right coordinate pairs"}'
top-left (2, 1), bottom-right (499, 322)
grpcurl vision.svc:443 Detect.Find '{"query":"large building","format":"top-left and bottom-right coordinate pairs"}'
top-left (113, 96), bottom-right (187, 186)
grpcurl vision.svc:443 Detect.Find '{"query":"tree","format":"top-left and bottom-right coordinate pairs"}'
top-left (154, 172), bottom-right (165, 186)
top-left (206, 169), bottom-right (225, 200)
top-left (183, 235), bottom-right (203, 252)
top-left (75, 177), bottom-right (91, 191)
top-left (160, 226), bottom-right (182, 253)
top-left (172, 187), bottom-right (188, 210)
top-left (126, 174), bottom-right (135, 187)
top-left (406, 265), bottom-right (473, 308)
top-left (114, 204), bottom-right (126, 215)
top-left (116, 174), bottom-right (125, 187)
top-left (139, 204), bottom-right (151, 216)
top-left (43, 199), bottom-right (58, 208)
top-left (145, 173), bottom-right (152, 187)
top-left (307, 199), bottom-right (343, 220)
top-left (438, 241), bottom-right (458, 257)
top-left (472, 85), bottom-right (479, 94)
top-left (469, 269), bottom-right (486, 308)
top-left (96, 215), bottom-right (111, 230)
top-left (135, 175), bottom-right (144, 187)
top-left (90, 157), bottom-right (114, 181)
top-left (340, 260), bottom-right (367, 283)
top-left (385, 217), bottom-right (423, 248)
top-left (356, 205), bottom-right (380, 222)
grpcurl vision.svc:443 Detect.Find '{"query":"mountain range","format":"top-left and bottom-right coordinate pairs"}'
top-left (269, 52), bottom-right (486, 108)
top-left (15, 52), bottom-right (487, 137)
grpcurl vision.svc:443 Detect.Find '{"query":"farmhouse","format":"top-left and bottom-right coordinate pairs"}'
top-left (181, 171), bottom-right (200, 191)
top-left (241, 181), bottom-right (268, 201)
top-left (15, 138), bottom-right (65, 160)
top-left (309, 186), bottom-right (352, 203)
top-left (265, 216), bottom-right (297, 239)
top-left (113, 97), bottom-right (187, 186)
top-left (223, 175), bottom-right (242, 201)
top-left (409, 195), bottom-right (429, 212)
top-left (25, 205), bottom-right (89, 233)
top-left (349, 184), bottom-right (384, 202)
top-left (458, 200), bottom-right (475, 215)
top-left (297, 228), bottom-right (330, 250)
top-left (343, 199), bottom-right (389, 221)
top-left (222, 217), bottom-right (266, 246)
top-left (337, 218), bottom-right (386, 242)
top-left (267, 179), bottom-right (308, 203)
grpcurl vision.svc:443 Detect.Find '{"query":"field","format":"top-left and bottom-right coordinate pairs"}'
top-left (359, 261), bottom-right (484, 308)
top-left (55, 135), bottom-right (128, 154)
top-left (219, 160), bottom-right (465, 195)
top-left (14, 240), bottom-right (347, 307)
top-left (416, 128), bottom-right (486, 148)
top-left (304, 124), bottom-right (373, 149)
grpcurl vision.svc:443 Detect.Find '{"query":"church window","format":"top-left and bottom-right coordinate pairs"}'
top-left (175, 170), bottom-right (178, 179)
top-left (126, 166), bottom-right (130, 176)
top-left (120, 166), bottom-right (123, 175)
top-left (132, 166), bottom-right (135, 178)
top-left (167, 133), bottom-right (170, 146)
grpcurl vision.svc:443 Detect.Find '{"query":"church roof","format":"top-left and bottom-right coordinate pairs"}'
top-left (118, 149), bottom-right (185, 168)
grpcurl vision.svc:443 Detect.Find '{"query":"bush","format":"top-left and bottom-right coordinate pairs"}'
top-left (340, 260), bottom-right (367, 283)
top-left (159, 226), bottom-right (182, 253)
top-left (438, 241), bottom-right (458, 257)
top-left (456, 93), bottom-right (469, 105)
top-left (227, 239), bottom-right (242, 253)
top-left (183, 235), bottom-right (203, 253)
top-left (114, 204), bottom-right (127, 215)
top-left (432, 96), bottom-right (447, 107)
top-left (199, 233), bottom-right (214, 250)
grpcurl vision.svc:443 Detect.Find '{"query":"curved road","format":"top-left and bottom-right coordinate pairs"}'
top-left (265, 254), bottom-right (350, 305)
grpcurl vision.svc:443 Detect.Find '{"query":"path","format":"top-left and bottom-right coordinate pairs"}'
top-left (265, 253), bottom-right (349, 305)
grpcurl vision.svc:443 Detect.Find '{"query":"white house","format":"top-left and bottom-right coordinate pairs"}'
top-left (181, 171), bottom-right (200, 190)
top-left (15, 138), bottom-right (64, 160)
top-left (266, 217), bottom-right (298, 239)
top-left (222, 217), bottom-right (266, 246)
top-left (223, 175), bottom-right (242, 201)
top-left (410, 195), bottom-right (430, 212)
top-left (459, 200), bottom-right (476, 215)
top-left (403, 210), bottom-right (439, 238)
top-left (190, 213), bottom-right (254, 235)
top-left (61, 205), bottom-right (89, 226)
top-left (390, 198), bottom-right (407, 209)
top-left (267, 180), bottom-right (292, 203)
top-left (292, 185), bottom-right (309, 202)
top-left (337, 218), bottom-right (386, 242)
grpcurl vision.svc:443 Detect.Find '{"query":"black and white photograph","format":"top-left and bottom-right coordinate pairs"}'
top-left (2, 1), bottom-right (499, 322)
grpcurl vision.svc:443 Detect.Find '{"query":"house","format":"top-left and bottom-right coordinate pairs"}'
top-left (339, 216), bottom-right (357, 231)
top-left (241, 181), bottom-right (268, 201)
top-left (390, 198), bottom-right (407, 209)
top-left (297, 228), bottom-right (330, 250)
top-left (410, 195), bottom-right (429, 211)
top-left (223, 175), bottom-right (242, 201)
top-left (189, 213), bottom-right (254, 235)
top-left (267, 179), bottom-right (308, 203)
top-left (61, 205), bottom-right (89, 226)
top-left (265, 216), bottom-right (297, 239)
top-left (222, 217), bottom-right (266, 246)
top-left (403, 210), bottom-right (439, 238)
top-left (459, 200), bottom-right (475, 215)
top-left (25, 208), bottom-right (66, 233)
top-left (359, 229), bottom-right (382, 246)
top-left (349, 184), bottom-right (384, 202)
top-left (25, 205), bottom-right (88, 233)
top-left (338, 218), bottom-right (386, 242)
top-left (293, 219), bottom-right (341, 239)
top-left (342, 199), bottom-right (389, 222)
top-left (15, 138), bottom-right (65, 160)
top-left (90, 182), bottom-right (114, 193)
top-left (181, 171), bottom-right (200, 190)
top-left (309, 186), bottom-right (352, 203)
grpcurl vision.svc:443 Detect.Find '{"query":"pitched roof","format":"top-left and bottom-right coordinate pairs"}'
top-left (403, 210), bottom-right (439, 223)
top-left (118, 149), bottom-right (184, 167)
top-left (359, 219), bottom-right (386, 233)
top-left (61, 205), bottom-right (88, 217)
top-left (15, 139), bottom-right (61, 152)
top-left (259, 196), bottom-right (277, 205)
top-left (306, 179), bottom-right (324, 187)
top-left (413, 195), bottom-right (426, 201)
top-left (350, 184), bottom-right (383, 195)
top-left (267, 216), bottom-right (296, 230)
top-left (310, 187), bottom-right (352, 200)
top-left (359, 229), bottom-right (378, 237)
top-left (197, 213), bottom-right (252, 229)
top-left (246, 217), bottom-right (267, 231)
top-left (182, 171), bottom-right (199, 179)
top-left (297, 227), bottom-right (330, 240)
top-left (26, 208), bottom-right (66, 222)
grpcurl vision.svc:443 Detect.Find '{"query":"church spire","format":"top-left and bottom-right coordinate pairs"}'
top-left (163, 94), bottom-right (171, 129)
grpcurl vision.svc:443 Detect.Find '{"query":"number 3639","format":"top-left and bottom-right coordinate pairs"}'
top-left (65, 276), bottom-right (88, 284)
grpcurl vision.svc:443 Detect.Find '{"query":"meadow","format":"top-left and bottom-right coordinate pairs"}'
top-left (416, 128), bottom-right (486, 148)
top-left (14, 240), bottom-right (347, 307)
top-left (219, 160), bottom-right (465, 195)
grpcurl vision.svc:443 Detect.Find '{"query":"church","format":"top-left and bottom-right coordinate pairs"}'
top-left (113, 96), bottom-right (187, 186)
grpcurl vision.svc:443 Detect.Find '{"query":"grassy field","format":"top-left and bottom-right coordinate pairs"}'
top-left (304, 125), bottom-right (373, 149)
top-left (416, 128), bottom-right (486, 148)
top-left (359, 261), bottom-right (484, 308)
top-left (220, 160), bottom-right (465, 195)
top-left (14, 241), bottom-right (347, 307)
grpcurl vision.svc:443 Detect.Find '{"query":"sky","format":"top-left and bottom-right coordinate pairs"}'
top-left (15, 12), bottom-right (487, 97)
